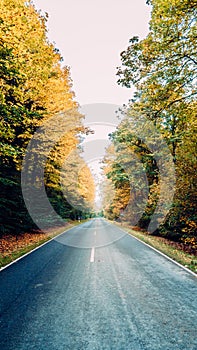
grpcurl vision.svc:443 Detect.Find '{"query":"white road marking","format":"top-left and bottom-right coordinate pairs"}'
top-left (34, 283), bottom-right (43, 288)
top-left (0, 223), bottom-right (81, 272)
top-left (94, 231), bottom-right (96, 236)
top-left (116, 225), bottom-right (197, 278)
top-left (90, 247), bottom-right (95, 263)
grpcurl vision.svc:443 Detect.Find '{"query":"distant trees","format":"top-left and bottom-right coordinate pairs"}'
top-left (103, 0), bottom-right (197, 243)
top-left (0, 0), bottom-right (95, 235)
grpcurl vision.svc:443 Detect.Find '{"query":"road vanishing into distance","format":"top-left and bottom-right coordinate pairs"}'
top-left (0, 218), bottom-right (196, 350)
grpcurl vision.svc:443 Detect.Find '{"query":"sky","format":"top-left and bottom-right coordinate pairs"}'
top-left (33, 0), bottom-right (151, 208)
top-left (33, 0), bottom-right (151, 106)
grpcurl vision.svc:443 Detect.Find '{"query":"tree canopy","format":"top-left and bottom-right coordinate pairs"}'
top-left (0, 0), bottom-right (95, 235)
top-left (103, 0), bottom-right (197, 244)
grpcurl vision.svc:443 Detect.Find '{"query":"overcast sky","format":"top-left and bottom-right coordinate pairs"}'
top-left (32, 0), bottom-right (151, 206)
top-left (33, 0), bottom-right (151, 106)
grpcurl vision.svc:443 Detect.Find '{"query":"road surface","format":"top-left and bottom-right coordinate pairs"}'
top-left (0, 218), bottom-right (196, 350)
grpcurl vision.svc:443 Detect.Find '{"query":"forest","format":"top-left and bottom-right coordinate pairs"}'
top-left (102, 0), bottom-right (197, 247)
top-left (0, 0), bottom-right (196, 252)
top-left (0, 0), bottom-right (95, 236)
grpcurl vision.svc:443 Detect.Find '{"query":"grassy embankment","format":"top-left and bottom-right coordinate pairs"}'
top-left (0, 221), bottom-right (82, 269)
top-left (115, 222), bottom-right (197, 274)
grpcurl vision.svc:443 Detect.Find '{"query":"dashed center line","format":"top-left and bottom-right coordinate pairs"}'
top-left (94, 231), bottom-right (96, 236)
top-left (90, 247), bottom-right (95, 263)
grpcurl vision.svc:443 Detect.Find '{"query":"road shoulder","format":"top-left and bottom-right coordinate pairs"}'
top-left (111, 221), bottom-right (197, 275)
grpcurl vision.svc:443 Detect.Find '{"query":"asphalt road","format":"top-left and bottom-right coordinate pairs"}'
top-left (0, 218), bottom-right (196, 350)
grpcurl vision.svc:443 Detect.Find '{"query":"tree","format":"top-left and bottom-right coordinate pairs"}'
top-left (0, 0), bottom-right (95, 235)
top-left (109, 0), bottom-right (197, 240)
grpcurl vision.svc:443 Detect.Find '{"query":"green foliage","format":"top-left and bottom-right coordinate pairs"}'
top-left (0, 0), bottom-right (95, 235)
top-left (103, 0), bottom-right (197, 240)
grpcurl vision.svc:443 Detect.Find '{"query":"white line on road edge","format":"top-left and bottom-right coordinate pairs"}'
top-left (90, 247), bottom-right (95, 263)
top-left (0, 223), bottom-right (82, 272)
top-left (115, 224), bottom-right (197, 278)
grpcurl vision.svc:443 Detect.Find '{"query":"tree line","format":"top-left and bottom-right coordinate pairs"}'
top-left (0, 0), bottom-right (95, 236)
top-left (103, 0), bottom-right (197, 245)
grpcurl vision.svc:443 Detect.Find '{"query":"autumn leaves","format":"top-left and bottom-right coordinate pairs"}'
top-left (0, 0), bottom-right (95, 235)
top-left (0, 0), bottom-right (196, 243)
top-left (103, 0), bottom-right (197, 241)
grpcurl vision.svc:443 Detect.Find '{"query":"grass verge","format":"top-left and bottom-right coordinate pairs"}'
top-left (115, 223), bottom-right (197, 275)
top-left (0, 221), bottom-right (82, 270)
